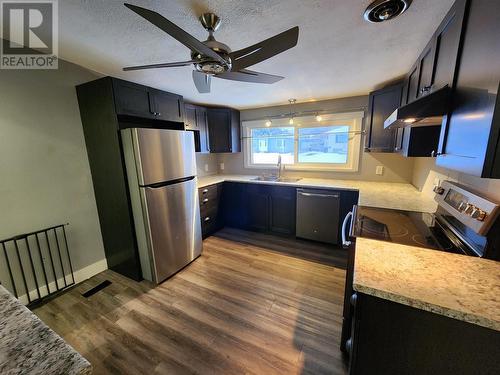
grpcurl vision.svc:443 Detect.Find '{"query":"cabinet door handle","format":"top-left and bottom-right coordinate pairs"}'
top-left (204, 216), bottom-right (211, 222)
top-left (345, 338), bottom-right (352, 354)
top-left (298, 192), bottom-right (339, 199)
top-left (202, 198), bottom-right (209, 204)
top-left (431, 150), bottom-right (444, 157)
top-left (420, 85), bottom-right (432, 94)
top-left (202, 189), bottom-right (209, 194)
top-left (205, 112), bottom-right (210, 152)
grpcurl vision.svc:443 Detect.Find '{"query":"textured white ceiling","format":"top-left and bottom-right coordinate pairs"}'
top-left (59, 0), bottom-right (455, 109)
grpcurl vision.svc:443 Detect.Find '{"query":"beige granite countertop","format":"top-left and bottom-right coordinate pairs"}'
top-left (197, 174), bottom-right (437, 212)
top-left (0, 285), bottom-right (92, 374)
top-left (353, 237), bottom-right (500, 331)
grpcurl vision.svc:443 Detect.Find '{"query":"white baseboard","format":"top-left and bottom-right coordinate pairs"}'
top-left (17, 258), bottom-right (108, 305)
top-left (74, 258), bottom-right (108, 284)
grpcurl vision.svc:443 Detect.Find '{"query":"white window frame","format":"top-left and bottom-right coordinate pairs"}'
top-left (242, 111), bottom-right (364, 172)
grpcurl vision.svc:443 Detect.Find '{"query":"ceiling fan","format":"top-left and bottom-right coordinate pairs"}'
top-left (123, 3), bottom-right (299, 93)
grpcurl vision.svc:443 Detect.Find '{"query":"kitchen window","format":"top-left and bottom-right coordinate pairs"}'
top-left (243, 112), bottom-right (364, 172)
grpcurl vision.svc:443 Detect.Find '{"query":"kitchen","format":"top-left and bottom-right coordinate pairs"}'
top-left (0, 0), bottom-right (499, 374)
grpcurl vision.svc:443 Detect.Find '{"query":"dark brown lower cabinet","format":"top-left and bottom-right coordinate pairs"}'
top-left (246, 184), bottom-right (271, 232)
top-left (244, 184), bottom-right (297, 235)
top-left (198, 183), bottom-right (223, 238)
top-left (269, 186), bottom-right (296, 235)
top-left (348, 293), bottom-right (500, 375)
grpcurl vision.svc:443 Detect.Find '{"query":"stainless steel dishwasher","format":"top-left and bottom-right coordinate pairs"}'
top-left (296, 189), bottom-right (340, 244)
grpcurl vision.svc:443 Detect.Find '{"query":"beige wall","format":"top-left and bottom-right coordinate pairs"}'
top-left (219, 96), bottom-right (415, 182)
top-left (0, 60), bottom-right (107, 292)
top-left (412, 158), bottom-right (500, 201)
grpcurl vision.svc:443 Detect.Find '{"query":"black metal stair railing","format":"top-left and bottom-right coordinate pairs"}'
top-left (0, 223), bottom-right (75, 307)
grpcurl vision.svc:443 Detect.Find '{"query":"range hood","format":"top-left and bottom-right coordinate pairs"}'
top-left (384, 85), bottom-right (451, 129)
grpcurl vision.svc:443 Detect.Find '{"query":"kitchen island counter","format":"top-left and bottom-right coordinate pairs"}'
top-left (0, 285), bottom-right (92, 375)
top-left (353, 237), bottom-right (500, 331)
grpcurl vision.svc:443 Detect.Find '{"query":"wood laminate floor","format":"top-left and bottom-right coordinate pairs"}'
top-left (34, 231), bottom-right (349, 375)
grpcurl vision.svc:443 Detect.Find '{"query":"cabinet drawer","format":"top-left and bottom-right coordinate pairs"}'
top-left (199, 194), bottom-right (218, 208)
top-left (198, 184), bottom-right (218, 200)
top-left (201, 214), bottom-right (218, 235)
top-left (200, 200), bottom-right (219, 218)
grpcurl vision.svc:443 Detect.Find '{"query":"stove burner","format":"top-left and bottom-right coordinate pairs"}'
top-left (411, 234), bottom-right (438, 248)
top-left (358, 217), bottom-right (409, 238)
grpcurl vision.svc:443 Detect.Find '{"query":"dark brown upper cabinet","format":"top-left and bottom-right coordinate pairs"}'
top-left (367, 80), bottom-right (441, 157)
top-left (207, 107), bottom-right (241, 153)
top-left (403, 0), bottom-right (467, 104)
top-left (149, 89), bottom-right (184, 123)
top-left (416, 40), bottom-right (435, 99)
top-left (112, 78), bottom-right (184, 124)
top-left (390, 0), bottom-right (467, 158)
top-left (436, 0), bottom-right (500, 178)
top-left (397, 126), bottom-right (441, 157)
top-left (432, 1), bottom-right (467, 91)
top-left (184, 103), bottom-right (209, 153)
top-left (113, 79), bottom-right (155, 119)
top-left (365, 82), bottom-right (403, 152)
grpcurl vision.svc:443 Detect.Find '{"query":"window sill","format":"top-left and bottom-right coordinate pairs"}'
top-left (244, 164), bottom-right (358, 173)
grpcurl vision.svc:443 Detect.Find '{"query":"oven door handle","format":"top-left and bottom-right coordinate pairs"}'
top-left (342, 211), bottom-right (353, 248)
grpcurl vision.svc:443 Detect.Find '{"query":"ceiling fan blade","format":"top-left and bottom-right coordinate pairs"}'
top-left (123, 60), bottom-right (196, 71)
top-left (124, 3), bottom-right (226, 64)
top-left (229, 26), bottom-right (299, 71)
top-left (216, 69), bottom-right (284, 84)
top-left (192, 71), bottom-right (211, 93)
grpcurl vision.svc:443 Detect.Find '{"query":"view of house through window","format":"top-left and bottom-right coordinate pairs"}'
top-left (298, 125), bottom-right (349, 164)
top-left (243, 112), bottom-right (364, 172)
top-left (251, 127), bottom-right (294, 164)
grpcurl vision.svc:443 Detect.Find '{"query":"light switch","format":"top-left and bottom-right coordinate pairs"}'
top-left (376, 166), bottom-right (384, 175)
top-left (204, 164), bottom-right (209, 172)
top-left (220, 163), bottom-right (225, 171)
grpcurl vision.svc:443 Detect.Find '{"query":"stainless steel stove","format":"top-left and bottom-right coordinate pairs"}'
top-left (340, 181), bottom-right (500, 355)
top-left (348, 181), bottom-right (500, 258)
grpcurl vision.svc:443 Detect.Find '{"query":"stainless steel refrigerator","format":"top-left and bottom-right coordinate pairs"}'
top-left (121, 128), bottom-right (202, 284)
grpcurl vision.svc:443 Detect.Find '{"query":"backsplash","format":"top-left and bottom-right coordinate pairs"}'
top-left (218, 152), bottom-right (415, 183)
top-left (412, 158), bottom-right (500, 201)
top-left (196, 153), bottom-right (218, 177)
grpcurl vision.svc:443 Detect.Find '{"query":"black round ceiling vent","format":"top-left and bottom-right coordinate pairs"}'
top-left (364, 0), bottom-right (412, 23)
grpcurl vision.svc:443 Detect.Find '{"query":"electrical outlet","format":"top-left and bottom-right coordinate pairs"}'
top-left (220, 163), bottom-right (225, 171)
top-left (433, 177), bottom-right (441, 187)
top-left (204, 164), bottom-right (209, 172)
top-left (376, 166), bottom-right (384, 175)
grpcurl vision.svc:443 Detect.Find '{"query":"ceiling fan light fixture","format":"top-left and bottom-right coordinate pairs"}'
top-left (122, 4), bottom-right (299, 93)
top-left (364, 0), bottom-right (412, 23)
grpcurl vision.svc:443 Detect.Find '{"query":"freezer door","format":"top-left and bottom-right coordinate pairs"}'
top-left (143, 177), bottom-right (202, 283)
top-left (133, 128), bottom-right (197, 185)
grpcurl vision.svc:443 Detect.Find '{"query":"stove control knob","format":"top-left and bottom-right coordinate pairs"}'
top-left (472, 209), bottom-right (487, 221)
top-left (464, 204), bottom-right (475, 215)
top-left (457, 202), bottom-right (467, 211)
top-left (433, 186), bottom-right (445, 195)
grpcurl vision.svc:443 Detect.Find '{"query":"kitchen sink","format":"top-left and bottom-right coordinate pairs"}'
top-left (252, 176), bottom-right (302, 183)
